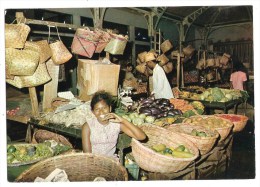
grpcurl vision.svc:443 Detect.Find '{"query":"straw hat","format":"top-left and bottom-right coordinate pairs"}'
top-left (144, 52), bottom-right (157, 63)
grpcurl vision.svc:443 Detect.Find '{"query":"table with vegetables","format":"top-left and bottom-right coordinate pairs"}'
top-left (7, 90), bottom-right (249, 180)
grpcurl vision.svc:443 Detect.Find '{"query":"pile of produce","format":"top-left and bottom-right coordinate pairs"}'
top-left (180, 87), bottom-right (246, 103)
top-left (151, 144), bottom-right (194, 158)
top-left (7, 141), bottom-right (71, 165)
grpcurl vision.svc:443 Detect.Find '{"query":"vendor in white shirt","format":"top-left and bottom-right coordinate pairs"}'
top-left (144, 52), bottom-right (174, 99)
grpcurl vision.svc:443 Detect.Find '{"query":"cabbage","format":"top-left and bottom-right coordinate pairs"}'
top-left (122, 115), bottom-right (132, 122)
top-left (132, 118), bottom-right (144, 126)
top-left (129, 112), bottom-right (139, 120)
top-left (225, 94), bottom-right (233, 100)
top-left (211, 87), bottom-right (225, 101)
top-left (145, 116), bottom-right (155, 123)
top-left (138, 113), bottom-right (146, 119)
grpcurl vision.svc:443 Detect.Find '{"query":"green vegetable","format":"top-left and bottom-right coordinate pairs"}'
top-left (211, 87), bottom-right (225, 102)
top-left (7, 153), bottom-right (15, 162)
top-left (145, 116), bottom-right (155, 123)
top-left (174, 145), bottom-right (185, 152)
top-left (172, 150), bottom-right (194, 158)
top-left (122, 115), bottom-right (132, 122)
top-left (132, 117), bottom-right (144, 126)
top-left (7, 145), bottom-right (16, 153)
top-left (191, 129), bottom-right (198, 136)
top-left (129, 112), bottom-right (139, 120)
top-left (197, 132), bottom-right (207, 137)
top-left (138, 113), bottom-right (146, 119)
top-left (163, 148), bottom-right (173, 154)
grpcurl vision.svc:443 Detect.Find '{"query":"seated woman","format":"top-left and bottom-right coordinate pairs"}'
top-left (81, 91), bottom-right (146, 159)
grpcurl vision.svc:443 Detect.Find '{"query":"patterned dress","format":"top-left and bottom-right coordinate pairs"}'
top-left (86, 118), bottom-right (121, 158)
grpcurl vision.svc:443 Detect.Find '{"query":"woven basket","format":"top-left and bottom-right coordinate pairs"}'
top-left (183, 45), bottom-right (195, 58)
top-left (220, 53), bottom-right (230, 65)
top-left (5, 23), bottom-right (31, 48)
top-left (131, 124), bottom-right (199, 173)
top-left (104, 34), bottom-right (128, 55)
top-left (162, 62), bottom-right (173, 73)
top-left (16, 153), bottom-right (128, 182)
top-left (165, 123), bottom-right (219, 155)
top-left (183, 115), bottom-right (233, 142)
top-left (137, 51), bottom-right (148, 63)
top-left (157, 54), bottom-right (169, 66)
top-left (161, 40), bottom-right (173, 54)
top-left (6, 62), bottom-right (51, 89)
top-left (214, 114), bottom-right (249, 133)
top-left (50, 40), bottom-right (72, 65)
top-left (25, 40), bottom-right (52, 63)
top-left (5, 48), bottom-right (40, 76)
top-left (31, 129), bottom-right (73, 148)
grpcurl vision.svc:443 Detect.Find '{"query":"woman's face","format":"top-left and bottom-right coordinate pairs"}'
top-left (126, 66), bottom-right (133, 72)
top-left (92, 100), bottom-right (111, 124)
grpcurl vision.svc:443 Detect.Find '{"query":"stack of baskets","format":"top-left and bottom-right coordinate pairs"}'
top-left (16, 153), bottom-right (128, 182)
top-left (165, 123), bottom-right (219, 155)
top-left (131, 125), bottom-right (199, 173)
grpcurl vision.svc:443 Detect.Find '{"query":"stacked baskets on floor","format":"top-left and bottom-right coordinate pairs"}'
top-left (131, 125), bottom-right (199, 173)
top-left (16, 153), bottom-right (128, 182)
top-left (165, 123), bottom-right (219, 155)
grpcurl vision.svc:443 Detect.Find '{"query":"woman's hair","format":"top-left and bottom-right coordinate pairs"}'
top-left (90, 91), bottom-right (112, 110)
top-left (126, 63), bottom-right (133, 69)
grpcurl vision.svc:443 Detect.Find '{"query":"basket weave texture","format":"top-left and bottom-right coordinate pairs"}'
top-left (31, 129), bottom-right (73, 148)
top-left (160, 40), bottom-right (173, 54)
top-left (165, 123), bottom-right (219, 155)
top-left (16, 153), bottom-right (128, 182)
top-left (25, 40), bottom-right (52, 63)
top-left (214, 114), bottom-right (248, 133)
top-left (131, 125), bottom-right (199, 173)
top-left (5, 23), bottom-right (31, 48)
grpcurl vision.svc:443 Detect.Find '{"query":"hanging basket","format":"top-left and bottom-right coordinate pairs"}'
top-left (157, 54), bottom-right (169, 66)
top-left (165, 123), bottom-right (219, 155)
top-left (160, 40), bottom-right (173, 54)
top-left (131, 124), bottom-right (199, 173)
top-left (136, 62), bottom-right (147, 74)
top-left (137, 51), bottom-right (148, 63)
top-left (16, 153), bottom-right (128, 182)
top-left (183, 45), bottom-right (195, 58)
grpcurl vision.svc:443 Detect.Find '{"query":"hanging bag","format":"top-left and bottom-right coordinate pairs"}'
top-left (5, 47), bottom-right (40, 76)
top-left (183, 45), bottom-right (195, 58)
top-left (6, 62), bottom-right (51, 89)
top-left (5, 19), bottom-right (31, 48)
top-left (157, 54), bottom-right (169, 66)
top-left (94, 29), bottom-right (111, 53)
top-left (25, 40), bottom-right (52, 63)
top-left (49, 26), bottom-right (72, 65)
top-left (104, 33), bottom-right (128, 55)
top-left (161, 39), bottom-right (173, 54)
top-left (71, 27), bottom-right (99, 58)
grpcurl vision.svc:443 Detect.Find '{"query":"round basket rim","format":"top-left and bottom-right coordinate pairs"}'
top-left (16, 152), bottom-right (128, 182)
top-left (214, 114), bottom-right (249, 121)
top-left (132, 125), bottom-right (199, 161)
top-left (166, 123), bottom-right (220, 140)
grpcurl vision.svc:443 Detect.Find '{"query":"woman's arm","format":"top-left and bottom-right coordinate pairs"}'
top-left (81, 122), bottom-right (92, 153)
top-left (103, 113), bottom-right (146, 140)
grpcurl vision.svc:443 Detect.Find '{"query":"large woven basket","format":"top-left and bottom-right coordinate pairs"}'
top-left (16, 153), bottom-right (128, 182)
top-left (165, 123), bottom-right (219, 155)
top-left (214, 114), bottom-right (249, 133)
top-left (31, 129), bottom-right (73, 148)
top-left (183, 115), bottom-right (233, 142)
top-left (131, 125), bottom-right (199, 173)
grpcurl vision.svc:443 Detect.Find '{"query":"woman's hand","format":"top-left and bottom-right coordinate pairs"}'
top-left (102, 113), bottom-right (123, 123)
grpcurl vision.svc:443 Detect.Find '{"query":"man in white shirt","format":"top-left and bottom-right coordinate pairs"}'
top-left (144, 52), bottom-right (174, 99)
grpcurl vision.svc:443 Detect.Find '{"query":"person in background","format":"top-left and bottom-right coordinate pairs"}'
top-left (145, 52), bottom-right (174, 99)
top-left (124, 63), bottom-right (137, 81)
top-left (81, 91), bottom-right (146, 159)
top-left (230, 58), bottom-right (247, 91)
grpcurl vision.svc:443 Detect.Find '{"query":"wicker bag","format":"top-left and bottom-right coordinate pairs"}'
top-left (214, 114), bottom-right (249, 133)
top-left (131, 125), bottom-right (199, 173)
top-left (5, 48), bottom-right (40, 76)
top-left (31, 129), bottom-right (73, 148)
top-left (162, 62), bottom-right (173, 73)
top-left (136, 62), bottom-right (147, 74)
top-left (183, 45), bottom-right (195, 58)
top-left (16, 153), bottom-right (128, 182)
top-left (94, 28), bottom-right (111, 53)
top-left (6, 62), bottom-right (51, 88)
top-left (71, 28), bottom-right (98, 57)
top-left (165, 123), bottom-right (219, 155)
top-left (49, 27), bottom-right (72, 65)
top-left (137, 51), bottom-right (148, 63)
top-left (157, 54), bottom-right (169, 66)
top-left (5, 22), bottom-right (31, 48)
top-left (206, 58), bottom-right (215, 67)
top-left (220, 53), bottom-right (231, 65)
top-left (105, 33), bottom-right (128, 55)
top-left (25, 40), bottom-right (52, 63)
top-left (161, 40), bottom-right (173, 54)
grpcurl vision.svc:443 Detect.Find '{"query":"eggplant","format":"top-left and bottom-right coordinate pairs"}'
top-left (139, 107), bottom-right (152, 114)
top-left (159, 99), bottom-right (170, 106)
top-left (167, 110), bottom-right (176, 116)
top-left (140, 102), bottom-right (151, 108)
top-left (140, 98), bottom-right (154, 105)
top-left (150, 107), bottom-right (161, 115)
top-left (162, 111), bottom-right (168, 117)
top-left (154, 99), bottom-right (161, 105)
top-left (169, 104), bottom-right (174, 109)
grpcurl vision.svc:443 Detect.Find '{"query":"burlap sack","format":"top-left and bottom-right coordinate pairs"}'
top-left (5, 23), bottom-right (31, 48)
top-left (161, 40), bottom-right (173, 53)
top-left (25, 40), bottom-right (52, 63)
top-left (6, 63), bottom-right (51, 88)
top-left (5, 48), bottom-right (40, 76)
